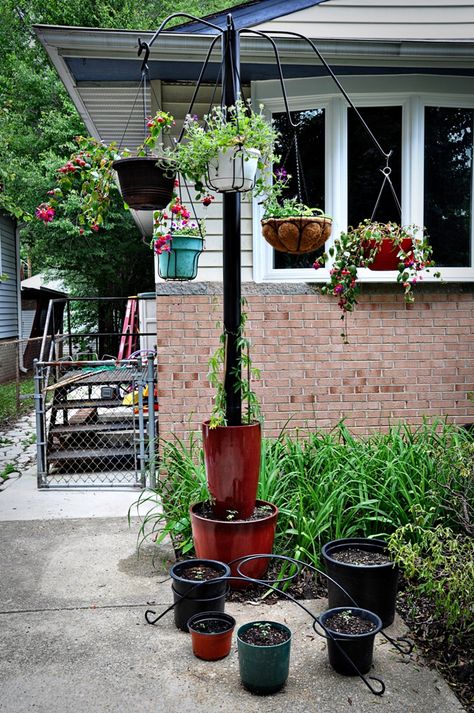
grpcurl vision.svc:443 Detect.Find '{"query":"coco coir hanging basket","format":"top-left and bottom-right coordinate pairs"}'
top-left (261, 214), bottom-right (332, 255)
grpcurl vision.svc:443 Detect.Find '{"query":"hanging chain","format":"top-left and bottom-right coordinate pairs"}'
top-left (370, 154), bottom-right (402, 221)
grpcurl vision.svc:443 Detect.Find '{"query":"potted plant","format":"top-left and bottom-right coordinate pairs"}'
top-left (237, 620), bottom-right (292, 694)
top-left (175, 99), bottom-right (278, 196)
top-left (187, 611), bottom-right (236, 661)
top-left (112, 110), bottom-right (177, 210)
top-left (169, 559), bottom-right (231, 631)
top-left (36, 111), bottom-right (177, 233)
top-left (190, 306), bottom-right (279, 587)
top-left (152, 196), bottom-right (205, 281)
top-left (318, 607), bottom-right (382, 676)
top-left (313, 220), bottom-right (440, 342)
top-left (321, 537), bottom-right (399, 628)
top-left (259, 168), bottom-right (332, 254)
top-left (202, 308), bottom-right (262, 520)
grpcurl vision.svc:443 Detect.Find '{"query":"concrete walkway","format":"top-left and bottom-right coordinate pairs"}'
top-left (0, 419), bottom-right (467, 713)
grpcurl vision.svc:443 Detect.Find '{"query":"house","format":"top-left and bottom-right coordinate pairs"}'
top-left (20, 274), bottom-right (67, 369)
top-left (0, 211), bottom-right (21, 383)
top-left (34, 0), bottom-right (474, 438)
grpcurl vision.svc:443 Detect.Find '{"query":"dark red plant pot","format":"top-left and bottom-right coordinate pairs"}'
top-left (187, 611), bottom-right (236, 661)
top-left (113, 156), bottom-right (176, 210)
top-left (190, 500), bottom-right (278, 590)
top-left (202, 420), bottom-right (261, 519)
top-left (363, 237), bottom-right (412, 271)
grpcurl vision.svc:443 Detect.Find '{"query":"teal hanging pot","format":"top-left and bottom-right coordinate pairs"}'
top-left (158, 234), bottom-right (204, 281)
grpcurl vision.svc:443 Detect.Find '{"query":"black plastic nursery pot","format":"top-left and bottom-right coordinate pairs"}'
top-left (321, 538), bottom-right (399, 628)
top-left (237, 621), bottom-right (292, 695)
top-left (319, 607), bottom-right (382, 676)
top-left (170, 559), bottom-right (231, 631)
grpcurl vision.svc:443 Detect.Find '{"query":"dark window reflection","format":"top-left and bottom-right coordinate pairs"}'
top-left (272, 109), bottom-right (325, 269)
top-left (348, 106), bottom-right (402, 228)
top-left (424, 107), bottom-right (473, 267)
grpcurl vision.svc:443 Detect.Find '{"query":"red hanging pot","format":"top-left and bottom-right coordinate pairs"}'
top-left (202, 420), bottom-right (261, 519)
top-left (363, 237), bottom-right (412, 271)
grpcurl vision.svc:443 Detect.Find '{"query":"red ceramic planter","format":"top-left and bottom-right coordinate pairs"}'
top-left (190, 499), bottom-right (278, 589)
top-left (202, 420), bottom-right (261, 519)
top-left (364, 237), bottom-right (412, 271)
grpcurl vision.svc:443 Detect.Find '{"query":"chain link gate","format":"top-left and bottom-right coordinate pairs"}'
top-left (34, 355), bottom-right (157, 489)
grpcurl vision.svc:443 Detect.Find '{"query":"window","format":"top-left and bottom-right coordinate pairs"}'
top-left (424, 107), bottom-right (473, 268)
top-left (253, 76), bottom-right (474, 283)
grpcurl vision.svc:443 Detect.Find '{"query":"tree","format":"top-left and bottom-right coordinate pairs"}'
top-left (0, 0), bottom-right (240, 298)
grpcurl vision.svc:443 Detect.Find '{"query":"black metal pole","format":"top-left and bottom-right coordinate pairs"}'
top-left (222, 14), bottom-right (242, 426)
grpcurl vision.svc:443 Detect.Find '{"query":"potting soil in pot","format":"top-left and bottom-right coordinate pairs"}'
top-left (331, 547), bottom-right (392, 566)
top-left (239, 624), bottom-right (291, 646)
top-left (323, 611), bottom-right (377, 635)
top-left (178, 564), bottom-right (224, 581)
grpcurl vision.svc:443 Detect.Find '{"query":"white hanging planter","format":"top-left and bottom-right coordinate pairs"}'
top-left (129, 209), bottom-right (155, 237)
top-left (206, 146), bottom-right (260, 193)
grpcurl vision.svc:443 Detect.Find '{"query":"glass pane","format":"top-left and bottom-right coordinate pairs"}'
top-left (348, 106), bottom-right (402, 228)
top-left (424, 107), bottom-right (473, 267)
top-left (271, 109), bottom-right (325, 269)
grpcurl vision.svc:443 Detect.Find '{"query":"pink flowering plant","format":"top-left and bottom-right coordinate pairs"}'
top-left (36, 111), bottom-right (175, 234)
top-left (313, 220), bottom-right (440, 341)
top-left (152, 195), bottom-right (204, 255)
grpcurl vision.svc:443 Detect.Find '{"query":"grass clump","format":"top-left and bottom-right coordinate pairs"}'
top-left (131, 420), bottom-right (473, 565)
top-left (0, 376), bottom-right (35, 426)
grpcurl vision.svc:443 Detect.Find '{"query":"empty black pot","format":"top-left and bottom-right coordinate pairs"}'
top-left (319, 607), bottom-right (382, 676)
top-left (321, 538), bottom-right (399, 628)
top-left (172, 584), bottom-right (229, 631)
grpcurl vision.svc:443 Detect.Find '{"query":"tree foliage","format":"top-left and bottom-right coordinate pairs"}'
top-left (0, 0), bottom-right (240, 297)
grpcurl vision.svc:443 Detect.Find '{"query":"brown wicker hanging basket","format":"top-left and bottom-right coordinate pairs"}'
top-left (261, 215), bottom-right (332, 254)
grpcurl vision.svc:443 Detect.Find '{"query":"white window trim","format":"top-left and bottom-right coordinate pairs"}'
top-left (252, 75), bottom-right (474, 284)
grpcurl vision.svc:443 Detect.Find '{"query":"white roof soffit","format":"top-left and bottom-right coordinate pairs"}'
top-left (34, 25), bottom-right (474, 141)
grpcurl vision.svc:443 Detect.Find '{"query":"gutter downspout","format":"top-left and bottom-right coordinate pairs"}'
top-left (15, 222), bottom-right (27, 373)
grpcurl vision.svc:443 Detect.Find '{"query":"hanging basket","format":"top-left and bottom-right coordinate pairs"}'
top-left (158, 234), bottom-right (203, 281)
top-left (261, 215), bottom-right (332, 254)
top-left (206, 147), bottom-right (260, 193)
top-left (113, 157), bottom-right (176, 210)
top-left (363, 237), bottom-right (413, 271)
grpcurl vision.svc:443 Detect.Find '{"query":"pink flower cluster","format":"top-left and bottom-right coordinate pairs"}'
top-left (35, 204), bottom-right (55, 223)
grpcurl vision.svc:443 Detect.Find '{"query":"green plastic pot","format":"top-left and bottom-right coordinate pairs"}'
top-left (158, 235), bottom-right (203, 281)
top-left (237, 621), bottom-right (292, 695)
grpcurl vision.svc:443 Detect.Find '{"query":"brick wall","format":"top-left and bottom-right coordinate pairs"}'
top-left (156, 283), bottom-right (474, 440)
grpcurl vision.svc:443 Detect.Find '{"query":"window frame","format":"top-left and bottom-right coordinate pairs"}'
top-left (252, 75), bottom-right (474, 284)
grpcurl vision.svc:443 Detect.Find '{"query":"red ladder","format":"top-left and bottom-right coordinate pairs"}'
top-left (118, 297), bottom-right (139, 361)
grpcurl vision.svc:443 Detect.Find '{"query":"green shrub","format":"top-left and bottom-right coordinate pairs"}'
top-left (388, 524), bottom-right (474, 636)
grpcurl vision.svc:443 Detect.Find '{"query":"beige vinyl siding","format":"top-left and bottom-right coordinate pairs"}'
top-left (160, 82), bottom-right (255, 282)
top-left (254, 0), bottom-right (474, 41)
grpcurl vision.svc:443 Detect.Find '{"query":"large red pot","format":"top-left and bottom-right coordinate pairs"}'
top-left (202, 420), bottom-right (261, 519)
top-left (190, 500), bottom-right (278, 589)
top-left (364, 237), bottom-right (412, 271)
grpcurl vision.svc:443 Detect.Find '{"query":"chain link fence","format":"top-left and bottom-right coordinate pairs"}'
top-left (35, 355), bottom-right (157, 488)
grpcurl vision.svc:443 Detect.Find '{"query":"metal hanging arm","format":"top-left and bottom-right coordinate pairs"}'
top-left (138, 13), bottom-right (223, 73)
top-left (242, 28), bottom-right (392, 163)
top-left (239, 27), bottom-right (301, 129)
